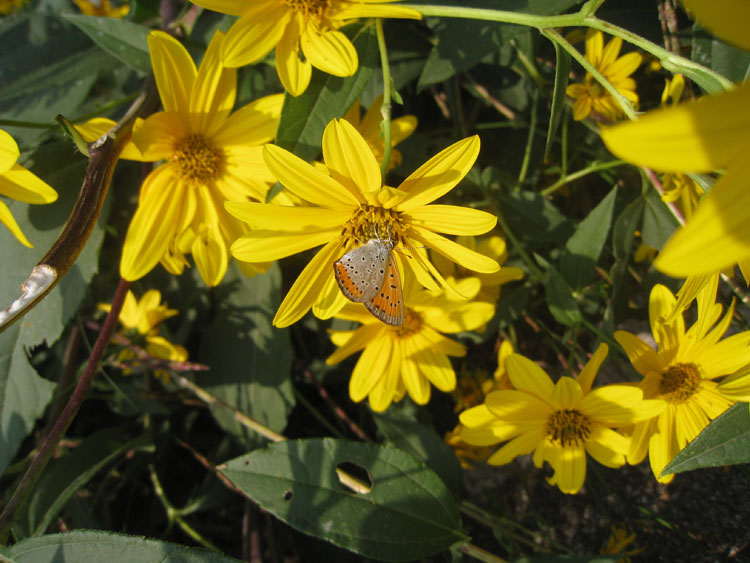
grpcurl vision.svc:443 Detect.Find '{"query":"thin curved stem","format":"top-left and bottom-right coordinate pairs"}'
top-left (376, 18), bottom-right (393, 178)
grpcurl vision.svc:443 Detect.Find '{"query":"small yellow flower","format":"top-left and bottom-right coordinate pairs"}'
top-left (99, 290), bottom-right (188, 379)
top-left (601, 0), bottom-right (750, 278)
top-left (0, 129), bottom-right (58, 247)
top-left (226, 118), bottom-right (500, 327)
top-left (566, 30), bottom-right (642, 122)
top-left (614, 274), bottom-right (750, 482)
top-left (326, 275), bottom-right (495, 411)
top-left (187, 0), bottom-right (420, 96)
top-left (72, 0), bottom-right (129, 18)
top-left (0, 0), bottom-right (28, 15)
top-left (444, 425), bottom-right (492, 470)
top-left (78, 31), bottom-right (283, 286)
top-left (601, 526), bottom-right (644, 562)
top-left (460, 344), bottom-right (664, 494)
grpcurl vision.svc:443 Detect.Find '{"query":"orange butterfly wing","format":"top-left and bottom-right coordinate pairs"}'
top-left (365, 253), bottom-right (404, 326)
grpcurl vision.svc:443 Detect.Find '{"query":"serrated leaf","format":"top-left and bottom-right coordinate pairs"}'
top-left (641, 187), bottom-right (679, 250)
top-left (545, 266), bottom-right (582, 326)
top-left (276, 24), bottom-right (377, 160)
top-left (559, 186), bottom-right (616, 290)
top-left (0, 530), bottom-right (239, 562)
top-left (62, 14), bottom-right (151, 73)
top-left (662, 403), bottom-right (750, 477)
top-left (221, 438), bottom-right (465, 561)
top-left (373, 411), bottom-right (463, 496)
top-left (198, 262), bottom-right (293, 449)
top-left (13, 429), bottom-right (154, 538)
top-left (0, 142), bottom-right (111, 475)
top-left (499, 191), bottom-right (574, 245)
top-left (544, 41), bottom-right (571, 161)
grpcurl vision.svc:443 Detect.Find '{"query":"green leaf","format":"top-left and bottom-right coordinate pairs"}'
top-left (373, 411), bottom-right (463, 497)
top-left (545, 266), bottom-right (582, 326)
top-left (662, 403), bottom-right (750, 477)
top-left (276, 24), bottom-right (378, 161)
top-left (0, 141), bottom-right (111, 476)
top-left (13, 428), bottom-right (154, 538)
top-left (198, 262), bottom-right (294, 449)
top-left (499, 191), bottom-right (574, 245)
top-left (0, 530), bottom-right (240, 562)
top-left (544, 41), bottom-right (571, 162)
top-left (691, 22), bottom-right (750, 86)
top-left (221, 438), bottom-right (465, 561)
top-left (62, 14), bottom-right (151, 73)
top-left (559, 186), bottom-right (617, 290)
top-left (641, 187), bottom-right (679, 250)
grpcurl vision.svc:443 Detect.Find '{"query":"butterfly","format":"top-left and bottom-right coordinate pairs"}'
top-left (333, 238), bottom-right (404, 326)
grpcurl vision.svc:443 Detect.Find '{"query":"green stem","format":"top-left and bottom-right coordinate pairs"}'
top-left (495, 211), bottom-right (544, 281)
top-left (376, 18), bottom-right (393, 179)
top-left (541, 159), bottom-right (626, 196)
top-left (516, 89), bottom-right (538, 189)
top-left (457, 542), bottom-right (508, 563)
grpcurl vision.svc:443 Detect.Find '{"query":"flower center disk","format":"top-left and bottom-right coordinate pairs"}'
top-left (172, 134), bottom-right (225, 185)
top-left (284, 0), bottom-right (332, 27)
top-left (545, 409), bottom-right (592, 447)
top-left (343, 204), bottom-right (405, 247)
top-left (659, 363), bottom-right (702, 403)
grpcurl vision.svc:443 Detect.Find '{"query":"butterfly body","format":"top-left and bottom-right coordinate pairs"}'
top-left (334, 239), bottom-right (404, 326)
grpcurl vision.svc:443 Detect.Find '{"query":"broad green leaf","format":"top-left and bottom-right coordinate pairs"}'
top-left (62, 14), bottom-right (151, 73)
top-left (0, 530), bottom-right (239, 562)
top-left (641, 187), bottom-right (679, 251)
top-left (0, 141), bottom-right (111, 476)
top-left (662, 403), bottom-right (750, 477)
top-left (198, 262), bottom-right (293, 449)
top-left (13, 428), bottom-right (154, 538)
top-left (275, 24), bottom-right (378, 161)
top-left (373, 411), bottom-right (463, 496)
top-left (691, 22), bottom-right (750, 86)
top-left (545, 266), bottom-right (582, 326)
top-left (221, 438), bottom-right (465, 561)
top-left (559, 186), bottom-right (617, 290)
top-left (499, 191), bottom-right (574, 245)
top-left (544, 41), bottom-right (571, 162)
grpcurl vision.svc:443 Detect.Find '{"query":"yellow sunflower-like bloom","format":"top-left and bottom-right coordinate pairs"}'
top-left (601, 0), bottom-right (750, 278)
top-left (459, 344), bottom-right (664, 494)
top-left (326, 275), bottom-right (495, 411)
top-left (565, 30), bottom-right (642, 122)
top-left (99, 290), bottom-right (188, 378)
top-left (188, 0), bottom-right (421, 97)
top-left (0, 129), bottom-right (58, 247)
top-left (226, 118), bottom-right (500, 327)
top-left (614, 274), bottom-right (750, 483)
top-left (80, 31), bottom-right (283, 286)
top-left (72, 0), bottom-right (129, 18)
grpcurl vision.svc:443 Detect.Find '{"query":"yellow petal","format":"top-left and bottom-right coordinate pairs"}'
top-left (406, 204), bottom-right (497, 235)
top-left (76, 118), bottom-right (144, 161)
top-left (0, 164), bottom-right (57, 204)
top-left (131, 112), bottom-right (182, 162)
top-left (413, 346), bottom-right (455, 392)
top-left (409, 226), bottom-right (500, 273)
top-left (348, 332), bottom-right (390, 401)
top-left (549, 443), bottom-right (586, 494)
top-left (486, 431), bottom-right (541, 466)
top-left (396, 136), bottom-right (480, 210)
top-left (601, 82), bottom-right (750, 172)
top-left (226, 201), bottom-right (348, 230)
top-left (273, 241), bottom-right (341, 327)
top-left (401, 344), bottom-right (431, 405)
top-left (230, 228), bottom-right (337, 262)
top-left (550, 377), bottom-right (583, 410)
top-left (0, 129), bottom-right (19, 173)
top-left (187, 0), bottom-right (247, 16)
top-left (682, 0), bottom-right (750, 51)
top-left (222, 2), bottom-right (291, 67)
top-left (506, 354), bottom-right (554, 399)
top-left (192, 224), bottom-right (229, 287)
top-left (120, 169), bottom-right (190, 281)
top-left (613, 331), bottom-right (660, 377)
top-left (148, 31), bottom-right (196, 115)
top-left (576, 343), bottom-right (608, 394)
top-left (263, 144), bottom-right (360, 209)
top-left (214, 93), bottom-right (284, 147)
top-left (0, 198), bottom-right (32, 247)
top-left (301, 28), bottom-right (357, 77)
top-left (275, 15), bottom-right (312, 97)
top-left (584, 29), bottom-right (604, 68)
top-left (322, 119), bottom-right (381, 196)
top-left (459, 404), bottom-right (496, 428)
top-left (586, 425), bottom-right (629, 467)
top-left (327, 323), bottom-right (382, 364)
top-left (189, 31), bottom-right (236, 135)
top-left (655, 156), bottom-right (750, 276)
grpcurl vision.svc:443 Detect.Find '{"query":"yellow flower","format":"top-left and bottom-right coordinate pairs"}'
top-left (0, 0), bottom-right (27, 15)
top-left (187, 0), bottom-right (420, 97)
top-left (72, 0), bottom-right (129, 18)
top-left (459, 344), bottom-right (664, 494)
top-left (80, 31), bottom-right (283, 286)
top-left (601, 526), bottom-right (644, 562)
top-left (601, 0), bottom-right (750, 277)
top-left (565, 30), bottom-right (642, 121)
top-left (343, 95), bottom-right (417, 171)
top-left (99, 290), bottom-right (188, 379)
top-left (326, 275), bottom-right (495, 411)
top-left (0, 129), bottom-right (58, 247)
top-left (444, 425), bottom-right (492, 470)
top-left (225, 118), bottom-right (500, 327)
top-left (432, 235), bottom-right (524, 308)
top-left (614, 274), bottom-right (750, 482)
